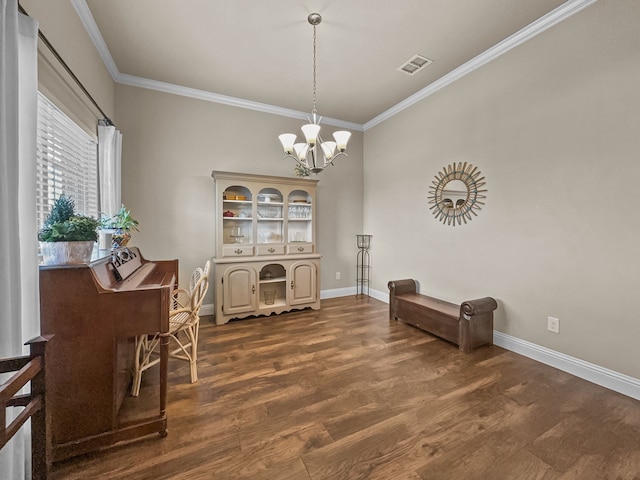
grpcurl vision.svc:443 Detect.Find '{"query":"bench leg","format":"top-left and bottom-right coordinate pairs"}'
top-left (459, 314), bottom-right (494, 353)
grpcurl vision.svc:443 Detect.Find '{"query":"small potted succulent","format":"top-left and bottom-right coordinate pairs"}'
top-left (38, 195), bottom-right (101, 264)
top-left (102, 204), bottom-right (139, 249)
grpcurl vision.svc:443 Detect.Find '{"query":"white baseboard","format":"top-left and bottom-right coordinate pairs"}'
top-left (321, 286), bottom-right (358, 299)
top-left (200, 303), bottom-right (214, 317)
top-left (337, 288), bottom-right (640, 401)
top-left (321, 287), bottom-right (389, 301)
top-left (368, 288), bottom-right (389, 303)
top-left (493, 332), bottom-right (640, 401)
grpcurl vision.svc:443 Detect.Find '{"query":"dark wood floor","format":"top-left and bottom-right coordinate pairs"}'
top-left (50, 297), bottom-right (640, 479)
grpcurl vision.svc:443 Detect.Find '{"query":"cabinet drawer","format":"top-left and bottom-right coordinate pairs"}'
top-left (287, 244), bottom-right (314, 255)
top-left (257, 245), bottom-right (285, 256)
top-left (222, 245), bottom-right (254, 257)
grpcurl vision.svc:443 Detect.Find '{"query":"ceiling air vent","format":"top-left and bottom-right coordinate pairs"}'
top-left (398, 54), bottom-right (432, 76)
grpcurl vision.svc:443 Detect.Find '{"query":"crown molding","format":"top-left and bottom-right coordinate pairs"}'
top-left (73, 0), bottom-right (597, 133)
top-left (115, 73), bottom-right (363, 131)
top-left (71, 0), bottom-right (119, 78)
top-left (363, 0), bottom-right (599, 131)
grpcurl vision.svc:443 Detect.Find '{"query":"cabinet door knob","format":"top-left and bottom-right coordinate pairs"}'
top-left (234, 249), bottom-right (243, 254)
top-left (252, 285), bottom-right (255, 294)
top-left (297, 247), bottom-right (304, 252)
top-left (268, 248), bottom-right (275, 253)
top-left (290, 281), bottom-right (294, 290)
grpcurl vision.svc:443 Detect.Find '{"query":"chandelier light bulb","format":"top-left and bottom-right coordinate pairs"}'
top-left (333, 131), bottom-right (351, 152)
top-left (320, 141), bottom-right (337, 160)
top-left (293, 143), bottom-right (308, 161)
top-left (278, 133), bottom-right (297, 155)
top-left (301, 123), bottom-right (321, 147)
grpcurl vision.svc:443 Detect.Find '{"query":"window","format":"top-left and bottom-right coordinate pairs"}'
top-left (36, 92), bottom-right (99, 229)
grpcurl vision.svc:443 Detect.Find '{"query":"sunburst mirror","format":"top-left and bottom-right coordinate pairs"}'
top-left (427, 162), bottom-right (487, 226)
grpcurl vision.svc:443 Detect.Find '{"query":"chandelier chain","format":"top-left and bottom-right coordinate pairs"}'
top-left (312, 23), bottom-right (317, 115)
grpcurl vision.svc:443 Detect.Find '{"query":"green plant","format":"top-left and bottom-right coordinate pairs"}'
top-left (294, 164), bottom-right (311, 177)
top-left (38, 195), bottom-right (100, 242)
top-left (103, 205), bottom-right (139, 232)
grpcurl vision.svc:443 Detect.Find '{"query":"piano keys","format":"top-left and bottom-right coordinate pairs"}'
top-left (39, 247), bottom-right (178, 462)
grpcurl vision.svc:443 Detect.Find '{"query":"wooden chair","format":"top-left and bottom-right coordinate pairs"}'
top-left (131, 262), bottom-right (210, 396)
top-left (0, 335), bottom-right (53, 480)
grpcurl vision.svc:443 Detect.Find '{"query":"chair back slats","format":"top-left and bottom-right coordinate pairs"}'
top-left (188, 268), bottom-right (203, 297)
top-left (189, 274), bottom-right (209, 314)
top-left (0, 357), bottom-right (42, 414)
top-left (0, 335), bottom-right (53, 480)
top-left (3, 393), bottom-right (42, 448)
top-left (203, 260), bottom-right (211, 281)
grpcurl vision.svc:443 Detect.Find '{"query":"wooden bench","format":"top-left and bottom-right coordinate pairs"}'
top-left (388, 279), bottom-right (497, 353)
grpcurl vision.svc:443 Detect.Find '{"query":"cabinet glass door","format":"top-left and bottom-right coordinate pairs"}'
top-left (222, 185), bottom-right (253, 245)
top-left (256, 188), bottom-right (283, 244)
top-left (287, 189), bottom-right (312, 243)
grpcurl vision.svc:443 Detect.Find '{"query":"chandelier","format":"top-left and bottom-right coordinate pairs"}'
top-left (278, 13), bottom-right (351, 177)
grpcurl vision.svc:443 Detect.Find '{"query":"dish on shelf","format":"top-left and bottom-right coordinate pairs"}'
top-left (258, 193), bottom-right (281, 203)
top-left (224, 194), bottom-right (248, 201)
top-left (292, 199), bottom-right (308, 203)
top-left (257, 207), bottom-right (280, 218)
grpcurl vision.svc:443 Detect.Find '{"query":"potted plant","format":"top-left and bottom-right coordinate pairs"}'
top-left (294, 164), bottom-right (311, 177)
top-left (38, 195), bottom-right (101, 265)
top-left (103, 204), bottom-right (139, 248)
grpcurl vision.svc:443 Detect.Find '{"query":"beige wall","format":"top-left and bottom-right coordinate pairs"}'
top-left (363, 0), bottom-right (640, 378)
top-left (114, 85), bottom-right (364, 295)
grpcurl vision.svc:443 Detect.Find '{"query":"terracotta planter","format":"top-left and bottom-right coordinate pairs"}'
top-left (40, 241), bottom-right (95, 265)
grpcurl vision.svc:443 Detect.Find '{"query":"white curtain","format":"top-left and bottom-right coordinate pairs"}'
top-left (0, 0), bottom-right (39, 478)
top-left (98, 123), bottom-right (122, 218)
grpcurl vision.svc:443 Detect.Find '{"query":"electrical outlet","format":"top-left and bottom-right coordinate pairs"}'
top-left (547, 316), bottom-right (560, 334)
top-left (335, 272), bottom-right (341, 280)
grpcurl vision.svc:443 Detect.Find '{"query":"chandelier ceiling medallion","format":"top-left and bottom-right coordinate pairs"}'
top-left (278, 13), bottom-right (351, 177)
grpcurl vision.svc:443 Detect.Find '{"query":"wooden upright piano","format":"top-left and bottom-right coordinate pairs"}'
top-left (39, 247), bottom-right (178, 462)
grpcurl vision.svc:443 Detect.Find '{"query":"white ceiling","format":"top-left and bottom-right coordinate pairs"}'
top-left (72, 0), bottom-right (594, 128)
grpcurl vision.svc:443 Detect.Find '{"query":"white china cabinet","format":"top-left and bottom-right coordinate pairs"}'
top-left (211, 171), bottom-right (321, 325)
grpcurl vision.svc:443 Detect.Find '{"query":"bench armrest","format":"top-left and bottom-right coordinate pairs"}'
top-left (387, 279), bottom-right (417, 296)
top-left (461, 297), bottom-right (498, 317)
top-left (388, 279), bottom-right (417, 321)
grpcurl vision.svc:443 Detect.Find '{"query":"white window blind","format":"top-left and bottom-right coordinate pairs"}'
top-left (36, 92), bottom-right (99, 229)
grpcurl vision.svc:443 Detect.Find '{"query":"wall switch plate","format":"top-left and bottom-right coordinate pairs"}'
top-left (335, 272), bottom-right (341, 280)
top-left (547, 316), bottom-right (560, 334)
